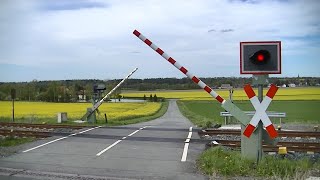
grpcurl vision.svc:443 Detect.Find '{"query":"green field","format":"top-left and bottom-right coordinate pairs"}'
top-left (1, 87), bottom-right (319, 126)
top-left (177, 100), bottom-right (320, 127)
top-left (123, 87), bottom-right (320, 127)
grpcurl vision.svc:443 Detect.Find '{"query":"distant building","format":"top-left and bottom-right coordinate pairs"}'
top-left (78, 94), bottom-right (86, 102)
top-left (220, 84), bottom-right (232, 89)
top-left (288, 83), bottom-right (296, 88)
top-left (77, 90), bottom-right (86, 102)
top-left (282, 84), bottom-right (287, 88)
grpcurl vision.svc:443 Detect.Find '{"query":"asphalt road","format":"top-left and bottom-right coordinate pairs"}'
top-left (0, 100), bottom-right (207, 180)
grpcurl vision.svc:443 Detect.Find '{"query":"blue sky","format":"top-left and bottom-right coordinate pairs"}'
top-left (0, 0), bottom-right (319, 82)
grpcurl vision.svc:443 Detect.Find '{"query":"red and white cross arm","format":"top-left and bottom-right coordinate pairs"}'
top-left (133, 30), bottom-right (225, 104)
top-left (243, 84), bottom-right (278, 139)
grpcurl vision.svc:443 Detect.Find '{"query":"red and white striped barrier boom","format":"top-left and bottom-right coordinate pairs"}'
top-left (243, 84), bottom-right (278, 138)
top-left (133, 30), bottom-right (251, 126)
top-left (133, 30), bottom-right (224, 103)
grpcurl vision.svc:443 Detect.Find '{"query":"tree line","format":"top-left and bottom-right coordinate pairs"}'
top-left (0, 77), bottom-right (318, 102)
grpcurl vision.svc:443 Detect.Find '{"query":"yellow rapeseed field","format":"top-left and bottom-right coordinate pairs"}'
top-left (122, 87), bottom-right (320, 101)
top-left (0, 101), bottom-right (161, 122)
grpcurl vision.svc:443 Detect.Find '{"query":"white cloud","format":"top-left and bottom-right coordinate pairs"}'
top-left (0, 0), bottom-right (319, 81)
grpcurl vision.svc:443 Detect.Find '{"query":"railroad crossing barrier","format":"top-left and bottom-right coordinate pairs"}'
top-left (133, 30), bottom-right (281, 161)
top-left (81, 68), bottom-right (138, 122)
top-left (220, 111), bottom-right (286, 125)
top-left (132, 30), bottom-right (251, 126)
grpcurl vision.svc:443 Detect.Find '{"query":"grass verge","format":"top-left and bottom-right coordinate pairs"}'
top-left (198, 147), bottom-right (320, 179)
top-left (0, 137), bottom-right (34, 147)
top-left (177, 100), bottom-right (214, 127)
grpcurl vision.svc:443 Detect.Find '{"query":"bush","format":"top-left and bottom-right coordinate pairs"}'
top-left (257, 156), bottom-right (312, 179)
top-left (204, 121), bottom-right (213, 128)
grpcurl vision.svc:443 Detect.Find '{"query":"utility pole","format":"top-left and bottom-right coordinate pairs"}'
top-left (11, 89), bottom-right (16, 122)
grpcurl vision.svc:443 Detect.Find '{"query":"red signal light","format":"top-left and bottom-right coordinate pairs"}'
top-left (240, 41), bottom-right (281, 74)
top-left (257, 54), bottom-right (264, 61)
top-left (249, 50), bottom-right (270, 65)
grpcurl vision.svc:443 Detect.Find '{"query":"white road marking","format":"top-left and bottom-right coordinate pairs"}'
top-left (96, 140), bottom-right (122, 156)
top-left (128, 130), bottom-right (140, 137)
top-left (77, 127), bottom-right (100, 134)
top-left (23, 126), bottom-right (101, 153)
top-left (68, 133), bottom-right (77, 137)
top-left (96, 126), bottom-right (146, 156)
top-left (181, 126), bottom-right (193, 162)
top-left (23, 137), bottom-right (67, 153)
top-left (181, 143), bottom-right (189, 162)
top-left (187, 132), bottom-right (192, 139)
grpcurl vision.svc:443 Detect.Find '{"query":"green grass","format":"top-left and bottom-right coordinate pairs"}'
top-left (198, 147), bottom-right (319, 179)
top-left (198, 147), bottom-right (253, 176)
top-left (0, 137), bottom-right (34, 147)
top-left (177, 100), bottom-right (320, 127)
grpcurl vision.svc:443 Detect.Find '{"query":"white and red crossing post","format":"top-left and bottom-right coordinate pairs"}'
top-left (243, 84), bottom-right (278, 139)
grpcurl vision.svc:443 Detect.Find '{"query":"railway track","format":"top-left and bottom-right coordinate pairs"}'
top-left (0, 122), bottom-right (91, 138)
top-left (0, 122), bottom-right (87, 130)
top-left (207, 139), bottom-right (320, 153)
top-left (199, 129), bottom-right (320, 138)
top-left (1, 123), bottom-right (318, 153)
top-left (0, 129), bottom-right (51, 138)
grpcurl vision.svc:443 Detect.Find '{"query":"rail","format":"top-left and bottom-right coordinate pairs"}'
top-left (0, 122), bottom-right (87, 129)
top-left (207, 139), bottom-right (320, 153)
top-left (199, 129), bottom-right (320, 138)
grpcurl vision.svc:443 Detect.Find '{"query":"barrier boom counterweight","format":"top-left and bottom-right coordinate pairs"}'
top-left (81, 68), bottom-right (138, 120)
top-left (133, 30), bottom-right (251, 126)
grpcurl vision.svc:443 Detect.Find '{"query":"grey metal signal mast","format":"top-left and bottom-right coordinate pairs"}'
top-left (81, 68), bottom-right (138, 122)
top-left (240, 41), bottom-right (281, 162)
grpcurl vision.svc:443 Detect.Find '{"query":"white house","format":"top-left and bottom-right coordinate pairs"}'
top-left (288, 83), bottom-right (296, 87)
top-left (220, 84), bottom-right (232, 89)
top-left (78, 94), bottom-right (86, 102)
